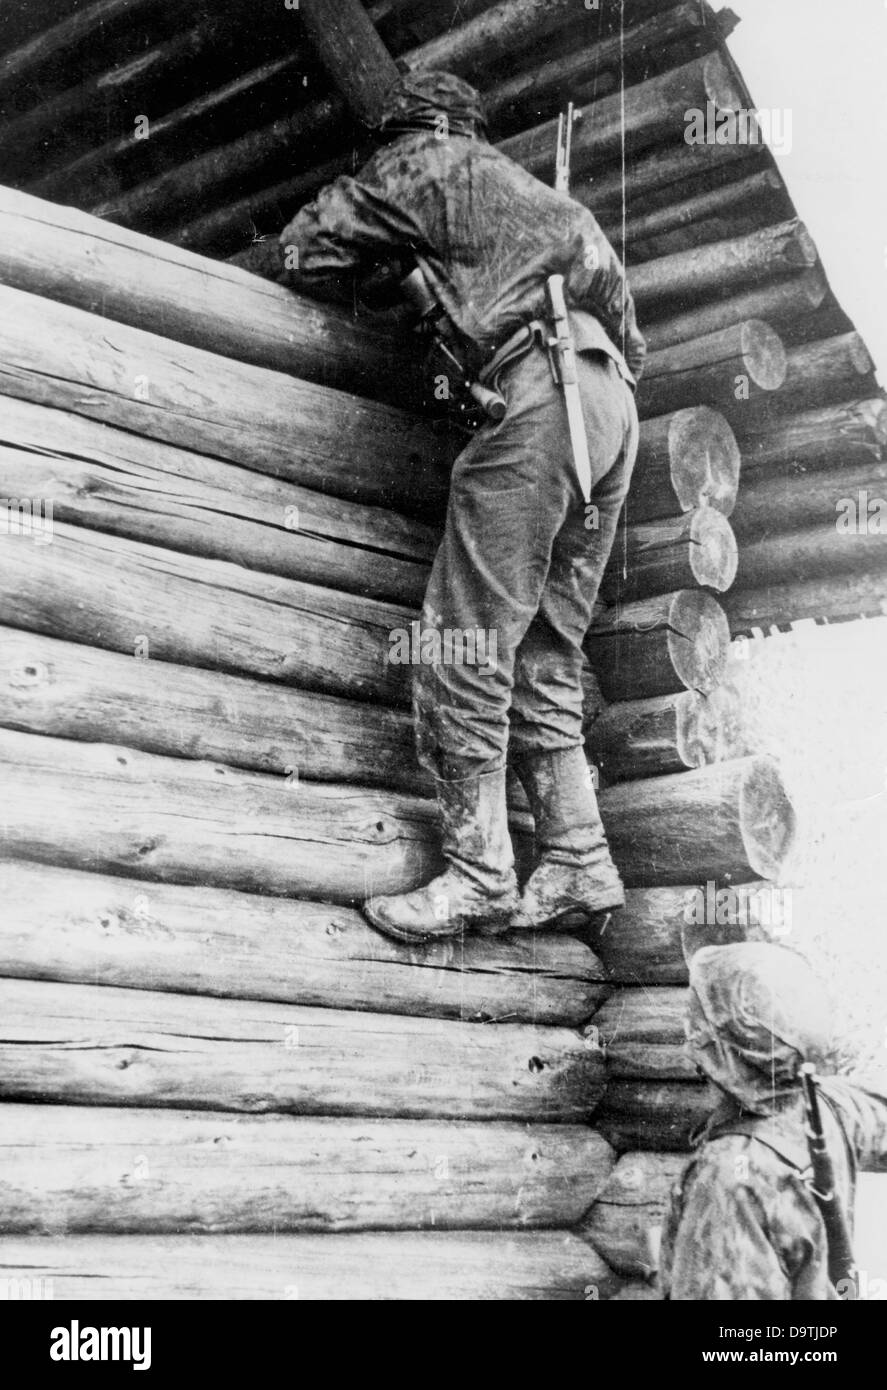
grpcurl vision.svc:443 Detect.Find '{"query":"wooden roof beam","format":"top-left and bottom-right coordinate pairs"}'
top-left (297, 0), bottom-right (401, 130)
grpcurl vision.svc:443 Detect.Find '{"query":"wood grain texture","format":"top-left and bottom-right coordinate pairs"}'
top-left (0, 520), bottom-right (414, 705)
top-left (586, 590), bottom-right (731, 700)
top-left (0, 282), bottom-right (451, 511)
top-left (595, 1081), bottom-right (710, 1153)
top-left (0, 395), bottom-right (436, 605)
top-left (0, 1230), bottom-right (619, 1299)
top-left (602, 508), bottom-right (738, 603)
top-left (0, 976), bottom-right (606, 1121)
top-left (725, 569), bottom-right (887, 632)
top-left (594, 987), bottom-right (692, 1080)
top-left (0, 859), bottom-right (607, 1025)
top-left (588, 684), bottom-right (747, 784)
top-left (0, 725), bottom-right (448, 903)
top-left (581, 887), bottom-right (704, 985)
top-left (735, 521), bottom-right (887, 592)
top-left (643, 266), bottom-right (828, 354)
top-left (736, 397), bottom-right (887, 472)
top-left (761, 332), bottom-right (876, 417)
top-left (598, 755), bottom-right (798, 886)
top-left (575, 130), bottom-right (762, 223)
top-left (0, 628), bottom-right (427, 793)
top-left (0, 1104), bottom-right (614, 1233)
top-left (630, 219), bottom-right (818, 315)
top-left (486, 2), bottom-right (706, 135)
top-left (637, 320), bottom-right (787, 419)
top-left (620, 168), bottom-right (782, 253)
top-left (730, 456), bottom-right (887, 538)
top-left (588, 880), bottom-right (773, 977)
top-left (0, 172), bottom-right (423, 409)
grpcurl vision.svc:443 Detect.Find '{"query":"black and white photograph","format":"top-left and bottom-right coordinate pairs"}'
top-left (0, 0), bottom-right (885, 1343)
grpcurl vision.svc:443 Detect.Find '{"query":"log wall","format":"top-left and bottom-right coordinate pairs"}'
top-left (0, 0), bottom-right (881, 1301)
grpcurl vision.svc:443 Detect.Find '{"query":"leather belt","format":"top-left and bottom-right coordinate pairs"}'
top-left (477, 320), bottom-right (548, 390)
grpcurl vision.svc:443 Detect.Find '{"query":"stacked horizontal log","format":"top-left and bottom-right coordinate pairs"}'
top-left (636, 319), bottom-right (787, 420)
top-left (91, 0), bottom-right (628, 246)
top-left (585, 591), bottom-right (732, 701)
top-left (0, 975), bottom-right (606, 1120)
top-left (601, 506), bottom-right (738, 602)
top-left (625, 407), bottom-right (741, 522)
top-left (0, 282), bottom-right (450, 513)
top-left (0, 185), bottom-right (424, 408)
top-left (1, 0), bottom-right (882, 1302)
top-left (3, 1104), bottom-right (614, 1233)
top-left (0, 1232), bottom-right (619, 1300)
top-left (0, 860), bottom-right (607, 1024)
top-left (15, 0), bottom-right (486, 208)
top-left (119, 2), bottom-right (717, 257)
top-left (0, 725), bottom-right (796, 896)
top-left (587, 685), bottom-right (747, 785)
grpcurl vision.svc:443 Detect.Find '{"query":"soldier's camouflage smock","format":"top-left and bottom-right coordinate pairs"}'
top-left (660, 944), bottom-right (887, 1301)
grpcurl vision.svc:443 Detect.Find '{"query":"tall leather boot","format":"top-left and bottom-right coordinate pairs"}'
top-left (512, 746), bottom-right (624, 928)
top-left (363, 765), bottom-right (520, 943)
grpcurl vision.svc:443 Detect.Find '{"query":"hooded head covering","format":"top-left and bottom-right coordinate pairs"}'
top-left (377, 69), bottom-right (488, 141)
top-left (686, 942), bottom-right (831, 1116)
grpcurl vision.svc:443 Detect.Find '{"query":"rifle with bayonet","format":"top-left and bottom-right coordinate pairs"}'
top-left (555, 101), bottom-right (576, 194)
top-left (801, 1064), bottom-right (858, 1295)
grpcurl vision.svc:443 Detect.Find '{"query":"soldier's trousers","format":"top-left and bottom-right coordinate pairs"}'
top-left (414, 343), bottom-right (639, 777)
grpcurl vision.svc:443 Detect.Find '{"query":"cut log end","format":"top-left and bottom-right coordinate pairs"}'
top-left (687, 507), bottom-right (738, 592)
top-left (669, 406), bottom-right (740, 515)
top-left (702, 50), bottom-right (745, 115)
top-left (867, 399), bottom-right (887, 446)
top-left (666, 590), bottom-right (731, 695)
top-left (788, 222), bottom-right (819, 269)
top-left (739, 755), bottom-right (798, 882)
top-left (740, 318), bottom-right (788, 390)
top-left (676, 683), bottom-right (747, 768)
top-left (846, 332), bottom-right (876, 377)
